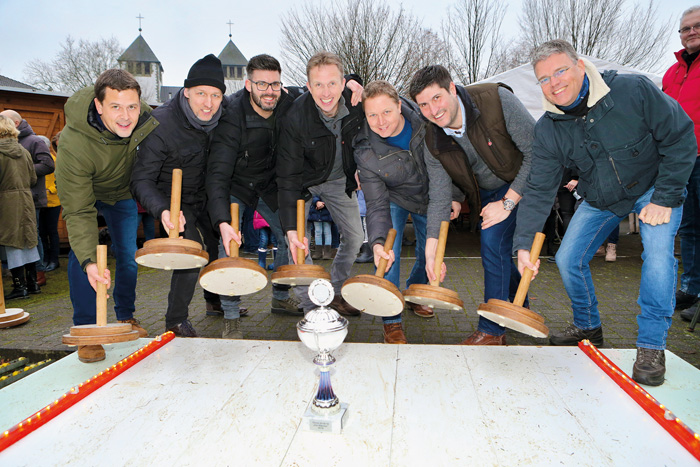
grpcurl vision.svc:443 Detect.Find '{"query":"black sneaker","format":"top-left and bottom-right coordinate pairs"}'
top-left (675, 290), bottom-right (699, 311)
top-left (549, 324), bottom-right (603, 346)
top-left (168, 319), bottom-right (198, 337)
top-left (632, 347), bottom-right (665, 386)
top-left (680, 304), bottom-right (699, 322)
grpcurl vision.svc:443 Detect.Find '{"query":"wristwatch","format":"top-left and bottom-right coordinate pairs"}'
top-left (502, 197), bottom-right (516, 211)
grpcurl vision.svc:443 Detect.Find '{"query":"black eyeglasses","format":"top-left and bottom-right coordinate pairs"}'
top-left (679, 23), bottom-right (700, 35)
top-left (250, 80), bottom-right (282, 91)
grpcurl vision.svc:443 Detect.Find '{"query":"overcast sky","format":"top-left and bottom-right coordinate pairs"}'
top-left (0, 0), bottom-right (692, 89)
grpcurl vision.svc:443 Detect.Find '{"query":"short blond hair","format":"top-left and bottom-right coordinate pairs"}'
top-left (306, 51), bottom-right (344, 79)
top-left (362, 80), bottom-right (400, 105)
top-left (0, 115), bottom-right (19, 139)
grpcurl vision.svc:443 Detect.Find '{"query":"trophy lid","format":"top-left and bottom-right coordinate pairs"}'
top-left (297, 279), bottom-right (349, 335)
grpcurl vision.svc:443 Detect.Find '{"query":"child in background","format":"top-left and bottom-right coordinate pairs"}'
top-left (253, 211), bottom-right (276, 270)
top-left (309, 195), bottom-right (334, 260)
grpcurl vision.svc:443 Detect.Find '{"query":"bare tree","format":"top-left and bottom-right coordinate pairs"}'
top-left (519, 0), bottom-right (672, 72)
top-left (24, 36), bottom-right (123, 93)
top-left (279, 0), bottom-right (450, 94)
top-left (442, 0), bottom-right (507, 84)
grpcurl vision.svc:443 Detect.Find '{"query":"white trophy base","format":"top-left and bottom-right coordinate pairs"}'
top-left (301, 402), bottom-right (348, 434)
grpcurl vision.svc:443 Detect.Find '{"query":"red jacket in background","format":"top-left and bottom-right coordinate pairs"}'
top-left (663, 49), bottom-right (700, 155)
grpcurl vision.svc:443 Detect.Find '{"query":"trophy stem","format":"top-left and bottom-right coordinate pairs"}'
top-left (313, 365), bottom-right (340, 413)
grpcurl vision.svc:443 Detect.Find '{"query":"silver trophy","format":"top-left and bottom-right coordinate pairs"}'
top-left (297, 279), bottom-right (349, 433)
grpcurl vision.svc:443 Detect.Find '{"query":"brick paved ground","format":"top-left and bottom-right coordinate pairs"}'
top-left (2, 223), bottom-right (699, 369)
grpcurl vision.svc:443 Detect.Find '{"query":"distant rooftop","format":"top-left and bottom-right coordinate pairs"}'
top-left (0, 75), bottom-right (37, 90)
top-left (218, 40), bottom-right (247, 66)
top-left (118, 34), bottom-right (163, 69)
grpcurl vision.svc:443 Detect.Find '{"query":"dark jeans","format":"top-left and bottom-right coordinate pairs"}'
top-left (165, 205), bottom-right (220, 329)
top-left (478, 184), bottom-right (523, 337)
top-left (68, 199), bottom-right (138, 326)
top-left (34, 209), bottom-right (45, 272)
top-left (680, 157), bottom-right (700, 296)
top-left (39, 206), bottom-right (61, 265)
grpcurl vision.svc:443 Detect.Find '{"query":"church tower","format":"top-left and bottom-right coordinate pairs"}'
top-left (218, 21), bottom-right (248, 94)
top-left (117, 15), bottom-right (163, 103)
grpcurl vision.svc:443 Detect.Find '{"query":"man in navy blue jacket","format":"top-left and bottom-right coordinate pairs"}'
top-left (514, 40), bottom-right (696, 387)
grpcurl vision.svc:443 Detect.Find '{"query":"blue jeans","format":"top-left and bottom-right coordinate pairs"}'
top-left (679, 157), bottom-right (700, 296)
top-left (314, 221), bottom-right (332, 246)
top-left (138, 212), bottom-right (156, 242)
top-left (68, 199), bottom-right (138, 325)
top-left (219, 195), bottom-right (290, 319)
top-left (382, 203), bottom-right (428, 323)
top-left (555, 187), bottom-right (682, 350)
top-left (478, 184), bottom-right (523, 337)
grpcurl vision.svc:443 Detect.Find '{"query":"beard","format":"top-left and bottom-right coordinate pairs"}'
top-left (251, 90), bottom-right (280, 111)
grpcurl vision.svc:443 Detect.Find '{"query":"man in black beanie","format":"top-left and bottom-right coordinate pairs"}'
top-left (131, 54), bottom-right (227, 337)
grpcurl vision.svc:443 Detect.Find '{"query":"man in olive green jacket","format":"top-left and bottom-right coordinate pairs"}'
top-left (56, 69), bottom-right (158, 342)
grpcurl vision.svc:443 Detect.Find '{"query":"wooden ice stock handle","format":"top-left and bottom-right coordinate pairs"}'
top-left (296, 199), bottom-right (305, 265)
top-left (168, 168), bottom-right (183, 239)
top-left (0, 266), bottom-right (5, 314)
top-left (229, 203), bottom-right (240, 258)
top-left (375, 228), bottom-right (397, 279)
top-left (430, 221), bottom-right (450, 287)
top-left (96, 245), bottom-right (107, 327)
top-left (513, 232), bottom-right (546, 307)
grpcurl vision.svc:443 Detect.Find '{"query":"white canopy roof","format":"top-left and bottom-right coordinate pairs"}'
top-left (474, 56), bottom-right (663, 120)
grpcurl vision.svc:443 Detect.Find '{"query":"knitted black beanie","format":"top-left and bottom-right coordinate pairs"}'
top-left (184, 54), bottom-right (226, 93)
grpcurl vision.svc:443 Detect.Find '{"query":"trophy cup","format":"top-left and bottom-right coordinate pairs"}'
top-left (297, 279), bottom-right (349, 433)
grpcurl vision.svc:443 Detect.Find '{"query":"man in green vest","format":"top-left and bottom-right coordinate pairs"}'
top-left (409, 65), bottom-right (535, 345)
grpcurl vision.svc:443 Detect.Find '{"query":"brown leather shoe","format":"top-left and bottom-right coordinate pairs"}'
top-left (459, 331), bottom-right (506, 345)
top-left (78, 345), bottom-right (105, 363)
top-left (118, 318), bottom-right (149, 338)
top-left (410, 303), bottom-right (434, 318)
top-left (37, 271), bottom-right (47, 286)
top-left (330, 295), bottom-right (361, 316)
top-left (383, 323), bottom-right (407, 344)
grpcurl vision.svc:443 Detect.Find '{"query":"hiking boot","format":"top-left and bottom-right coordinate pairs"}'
top-left (549, 324), bottom-right (603, 346)
top-left (167, 319), bottom-right (198, 337)
top-left (594, 245), bottom-right (605, 257)
top-left (118, 318), bottom-right (149, 338)
top-left (632, 347), bottom-right (665, 386)
top-left (222, 318), bottom-right (243, 339)
top-left (383, 323), bottom-right (407, 344)
top-left (605, 243), bottom-right (617, 262)
top-left (78, 345), bottom-right (105, 363)
top-left (271, 297), bottom-right (304, 316)
top-left (675, 290), bottom-right (699, 311)
top-left (206, 300), bottom-right (224, 316)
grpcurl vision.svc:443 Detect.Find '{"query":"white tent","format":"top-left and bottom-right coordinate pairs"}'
top-left (475, 56), bottom-right (663, 120)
